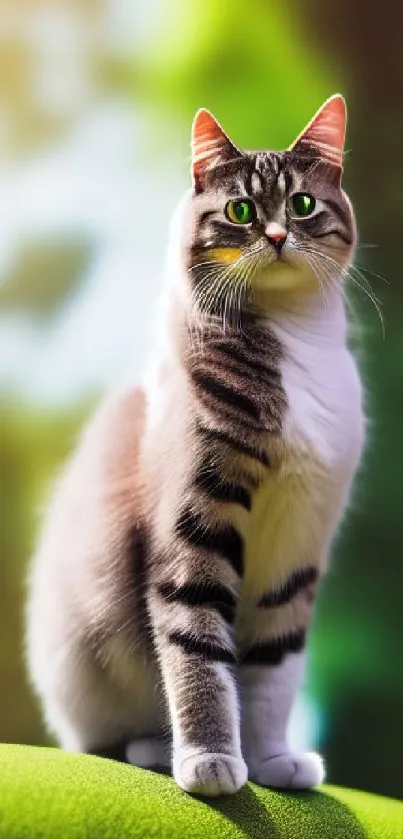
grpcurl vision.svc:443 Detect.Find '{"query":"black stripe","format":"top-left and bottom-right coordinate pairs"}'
top-left (158, 581), bottom-right (237, 624)
top-left (258, 567), bottom-right (319, 608)
top-left (195, 458), bottom-right (251, 511)
top-left (198, 209), bottom-right (216, 224)
top-left (314, 229), bottom-right (353, 245)
top-left (191, 369), bottom-right (261, 423)
top-left (210, 219), bottom-right (251, 244)
top-left (324, 198), bottom-right (352, 228)
top-left (242, 630), bottom-right (306, 666)
top-left (175, 507), bottom-right (244, 577)
top-left (207, 340), bottom-right (273, 380)
top-left (298, 211), bottom-right (331, 238)
top-left (197, 421), bottom-right (270, 468)
top-left (300, 206), bottom-right (352, 246)
top-left (168, 630), bottom-right (236, 664)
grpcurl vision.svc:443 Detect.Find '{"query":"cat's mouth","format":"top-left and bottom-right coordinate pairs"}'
top-left (244, 241), bottom-right (293, 272)
top-left (189, 240), bottom-right (323, 317)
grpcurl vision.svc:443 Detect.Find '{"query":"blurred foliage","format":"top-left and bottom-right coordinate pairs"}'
top-left (0, 236), bottom-right (93, 316)
top-left (0, 399), bottom-right (94, 745)
top-left (137, 0), bottom-right (336, 150)
top-left (1, 0), bottom-right (403, 802)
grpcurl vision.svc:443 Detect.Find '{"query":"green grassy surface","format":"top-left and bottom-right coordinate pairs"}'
top-left (0, 744), bottom-right (402, 838)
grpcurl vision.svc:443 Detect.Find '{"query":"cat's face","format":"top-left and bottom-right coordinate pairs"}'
top-left (184, 96), bottom-right (356, 314)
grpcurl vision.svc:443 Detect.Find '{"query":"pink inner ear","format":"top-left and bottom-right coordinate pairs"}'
top-left (191, 109), bottom-right (239, 189)
top-left (192, 110), bottom-right (227, 153)
top-left (290, 95), bottom-right (346, 168)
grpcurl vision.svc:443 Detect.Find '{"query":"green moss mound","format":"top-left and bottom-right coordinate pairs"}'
top-left (0, 744), bottom-right (402, 838)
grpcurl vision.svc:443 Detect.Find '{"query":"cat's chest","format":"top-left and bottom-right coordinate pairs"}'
top-left (239, 445), bottom-right (322, 601)
top-left (235, 346), bottom-right (362, 601)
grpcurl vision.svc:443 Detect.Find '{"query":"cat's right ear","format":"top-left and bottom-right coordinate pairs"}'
top-left (289, 94), bottom-right (347, 170)
top-left (191, 109), bottom-right (241, 193)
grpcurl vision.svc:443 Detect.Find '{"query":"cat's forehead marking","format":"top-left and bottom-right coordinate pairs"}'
top-left (251, 172), bottom-right (263, 194)
top-left (237, 173), bottom-right (248, 193)
top-left (277, 172), bottom-right (286, 196)
top-left (250, 152), bottom-right (287, 195)
top-left (254, 152), bottom-right (276, 178)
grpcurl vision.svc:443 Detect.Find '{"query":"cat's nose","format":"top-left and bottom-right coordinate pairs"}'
top-left (265, 222), bottom-right (287, 253)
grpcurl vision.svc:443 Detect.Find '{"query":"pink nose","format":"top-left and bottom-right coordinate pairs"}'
top-left (265, 222), bottom-right (287, 251)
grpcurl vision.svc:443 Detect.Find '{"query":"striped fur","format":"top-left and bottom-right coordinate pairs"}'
top-left (187, 321), bottom-right (286, 435)
top-left (175, 507), bottom-right (245, 577)
top-left (241, 630), bottom-right (306, 665)
top-left (258, 567), bottom-right (319, 608)
top-left (158, 580), bottom-right (237, 624)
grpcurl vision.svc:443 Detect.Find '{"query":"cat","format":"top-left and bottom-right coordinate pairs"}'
top-left (26, 94), bottom-right (365, 797)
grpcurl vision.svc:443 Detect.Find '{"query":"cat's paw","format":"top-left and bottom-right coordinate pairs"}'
top-left (250, 751), bottom-right (324, 789)
top-left (174, 751), bottom-right (248, 797)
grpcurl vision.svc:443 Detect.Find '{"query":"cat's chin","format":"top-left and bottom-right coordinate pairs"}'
top-left (249, 258), bottom-right (321, 299)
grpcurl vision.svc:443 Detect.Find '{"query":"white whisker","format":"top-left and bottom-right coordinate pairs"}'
top-left (294, 242), bottom-right (385, 337)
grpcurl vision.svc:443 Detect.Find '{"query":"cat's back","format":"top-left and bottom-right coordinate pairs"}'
top-left (27, 385), bottom-right (147, 631)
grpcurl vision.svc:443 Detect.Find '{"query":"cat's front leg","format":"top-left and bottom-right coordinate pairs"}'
top-left (240, 649), bottom-right (323, 789)
top-left (239, 576), bottom-right (324, 790)
top-left (147, 543), bottom-right (247, 797)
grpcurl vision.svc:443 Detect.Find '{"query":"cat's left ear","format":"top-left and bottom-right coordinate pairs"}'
top-left (289, 94), bottom-right (347, 171)
top-left (191, 109), bottom-right (241, 193)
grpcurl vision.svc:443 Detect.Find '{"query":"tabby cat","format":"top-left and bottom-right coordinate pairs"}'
top-left (26, 95), bottom-right (364, 797)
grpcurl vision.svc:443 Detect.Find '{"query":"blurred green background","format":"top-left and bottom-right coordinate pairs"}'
top-left (1, 0), bottom-right (402, 800)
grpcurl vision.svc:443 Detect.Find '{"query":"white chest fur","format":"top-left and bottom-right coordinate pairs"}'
top-left (240, 297), bottom-right (364, 603)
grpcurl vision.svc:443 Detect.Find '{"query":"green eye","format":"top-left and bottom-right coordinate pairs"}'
top-left (291, 193), bottom-right (316, 217)
top-left (225, 199), bottom-right (256, 224)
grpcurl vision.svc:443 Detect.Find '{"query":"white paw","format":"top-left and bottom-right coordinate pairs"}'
top-left (250, 751), bottom-right (324, 789)
top-left (174, 751), bottom-right (248, 797)
top-left (126, 737), bottom-right (170, 768)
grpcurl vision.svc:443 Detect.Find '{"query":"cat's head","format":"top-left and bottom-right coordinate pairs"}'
top-left (183, 95), bottom-right (356, 315)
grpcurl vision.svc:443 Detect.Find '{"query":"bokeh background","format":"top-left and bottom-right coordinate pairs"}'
top-left (1, 0), bottom-right (402, 800)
